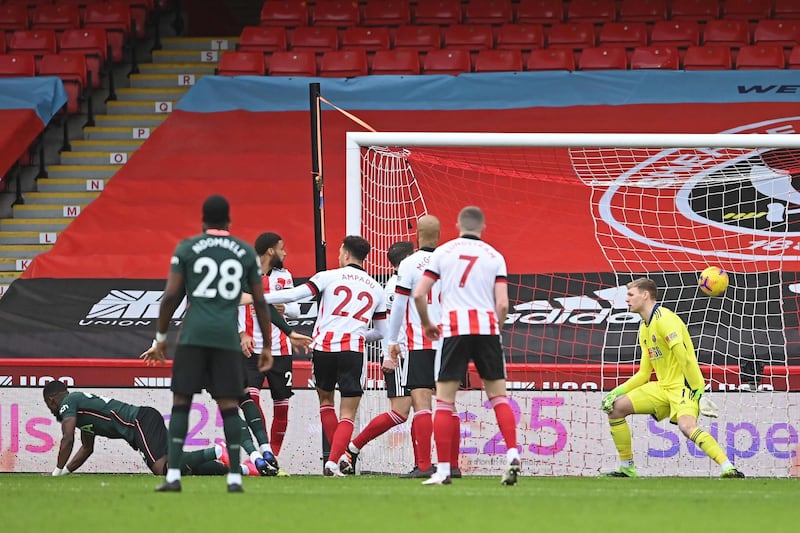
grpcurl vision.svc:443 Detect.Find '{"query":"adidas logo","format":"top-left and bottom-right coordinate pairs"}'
top-left (506, 285), bottom-right (641, 326)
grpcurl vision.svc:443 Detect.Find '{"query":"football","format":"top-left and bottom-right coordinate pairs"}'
top-left (698, 266), bottom-right (729, 297)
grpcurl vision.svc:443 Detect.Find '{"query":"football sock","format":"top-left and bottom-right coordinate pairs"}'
top-left (329, 418), bottom-right (355, 464)
top-left (434, 400), bottom-right (455, 465)
top-left (247, 386), bottom-right (268, 432)
top-left (450, 410), bottom-right (460, 468)
top-left (221, 407), bottom-right (242, 477)
top-left (490, 395), bottom-right (518, 449)
top-left (240, 396), bottom-right (269, 446)
top-left (190, 460), bottom-right (229, 476)
top-left (271, 399), bottom-right (290, 456)
top-left (320, 405), bottom-right (338, 445)
top-left (352, 410), bottom-right (407, 450)
top-left (239, 417), bottom-right (257, 454)
top-left (689, 428), bottom-right (729, 464)
top-left (413, 410), bottom-right (433, 470)
top-left (167, 404), bottom-right (190, 471)
top-left (181, 447), bottom-right (217, 471)
top-left (609, 418), bottom-right (633, 461)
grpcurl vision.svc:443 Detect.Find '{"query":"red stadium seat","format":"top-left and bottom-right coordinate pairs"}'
top-left (414, 0), bottom-right (462, 26)
top-left (547, 23), bottom-right (595, 50)
top-left (319, 49), bottom-right (368, 77)
top-left (669, 0), bottom-right (719, 22)
top-left (8, 29), bottom-right (56, 67)
top-left (268, 50), bottom-right (317, 76)
top-left (361, 0), bottom-right (410, 27)
top-left (116, 0), bottom-right (151, 39)
top-left (723, 0), bottom-right (772, 22)
top-left (0, 53), bottom-right (35, 77)
top-left (83, 2), bottom-right (131, 63)
top-left (31, 4), bottom-right (81, 34)
top-left (341, 26), bottom-right (390, 52)
top-left (630, 45), bottom-right (679, 69)
top-left (0, 4), bottom-right (29, 47)
top-left (650, 20), bottom-right (699, 48)
top-left (463, 0), bottom-right (513, 26)
top-left (238, 26), bottom-right (287, 55)
top-left (59, 28), bottom-right (107, 88)
top-left (422, 48), bottom-right (471, 74)
top-left (578, 46), bottom-right (627, 70)
top-left (370, 49), bottom-right (420, 74)
top-left (703, 19), bottom-right (750, 49)
top-left (290, 26), bottom-right (338, 53)
top-left (217, 51), bottom-right (266, 76)
top-left (735, 45), bottom-right (786, 70)
top-left (0, 35), bottom-right (4, 54)
top-left (683, 45), bottom-right (731, 70)
top-left (789, 46), bottom-right (800, 69)
top-left (525, 47), bottom-right (574, 70)
top-left (394, 25), bottom-right (441, 51)
top-left (444, 25), bottom-right (493, 51)
top-left (516, 0), bottom-right (563, 25)
top-left (754, 21), bottom-right (800, 49)
top-left (311, 1), bottom-right (359, 28)
top-left (259, 1), bottom-right (307, 28)
top-left (473, 49), bottom-right (522, 72)
top-left (495, 24), bottom-right (545, 51)
top-left (598, 22), bottom-right (648, 49)
top-left (775, 0), bottom-right (800, 20)
top-left (566, 0), bottom-right (616, 24)
top-left (618, 0), bottom-right (666, 23)
top-left (39, 53), bottom-right (87, 114)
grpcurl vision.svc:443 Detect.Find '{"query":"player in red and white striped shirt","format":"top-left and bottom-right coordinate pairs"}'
top-left (414, 206), bottom-right (520, 486)
top-left (260, 236), bottom-right (387, 477)
top-left (238, 233), bottom-right (301, 471)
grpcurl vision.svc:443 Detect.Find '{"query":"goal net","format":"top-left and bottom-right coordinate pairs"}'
top-left (347, 132), bottom-right (800, 478)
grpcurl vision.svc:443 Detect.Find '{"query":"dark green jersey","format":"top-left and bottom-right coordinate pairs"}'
top-left (57, 391), bottom-right (141, 443)
top-left (172, 231), bottom-right (261, 351)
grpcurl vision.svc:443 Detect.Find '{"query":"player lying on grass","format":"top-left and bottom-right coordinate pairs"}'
top-left (44, 380), bottom-right (231, 477)
top-left (600, 278), bottom-right (745, 479)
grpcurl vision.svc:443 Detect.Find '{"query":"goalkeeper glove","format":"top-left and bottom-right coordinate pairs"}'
top-left (601, 386), bottom-right (625, 413)
top-left (699, 395), bottom-right (719, 418)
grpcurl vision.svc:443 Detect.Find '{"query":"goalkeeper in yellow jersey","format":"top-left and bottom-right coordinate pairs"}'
top-left (600, 277), bottom-right (745, 479)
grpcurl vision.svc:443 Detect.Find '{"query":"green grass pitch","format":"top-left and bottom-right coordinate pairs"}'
top-left (0, 474), bottom-right (795, 532)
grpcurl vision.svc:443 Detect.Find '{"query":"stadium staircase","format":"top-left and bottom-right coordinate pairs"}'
top-left (0, 27), bottom-right (239, 297)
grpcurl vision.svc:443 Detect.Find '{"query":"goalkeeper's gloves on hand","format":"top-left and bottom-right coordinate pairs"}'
top-left (601, 386), bottom-right (625, 413)
top-left (699, 395), bottom-right (719, 418)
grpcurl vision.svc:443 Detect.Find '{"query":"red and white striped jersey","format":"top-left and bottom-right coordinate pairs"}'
top-left (306, 264), bottom-right (387, 352)
top-left (424, 236), bottom-right (507, 338)
top-left (384, 273), bottom-right (407, 346)
top-left (238, 268), bottom-right (297, 355)
top-left (395, 248), bottom-right (440, 350)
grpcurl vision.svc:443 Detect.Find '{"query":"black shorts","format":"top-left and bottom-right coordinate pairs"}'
top-left (130, 406), bottom-right (168, 470)
top-left (385, 357), bottom-right (409, 399)
top-left (171, 344), bottom-right (244, 399)
top-left (312, 350), bottom-right (364, 398)
top-left (437, 335), bottom-right (506, 382)
top-left (403, 349), bottom-right (436, 391)
top-left (244, 353), bottom-right (294, 401)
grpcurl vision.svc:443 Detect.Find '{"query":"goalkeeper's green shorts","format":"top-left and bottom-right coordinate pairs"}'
top-left (627, 382), bottom-right (699, 424)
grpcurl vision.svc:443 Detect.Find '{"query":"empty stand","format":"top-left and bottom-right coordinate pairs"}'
top-left (116, 0), bottom-right (150, 39)
top-left (39, 53), bottom-right (87, 114)
top-left (444, 24), bottom-right (493, 51)
top-left (370, 49), bottom-right (420, 74)
top-left (0, 53), bottom-right (36, 77)
top-left (83, 2), bottom-right (131, 63)
top-left (9, 29), bottom-right (56, 67)
top-left (414, 0), bottom-right (462, 26)
top-left (268, 50), bottom-right (317, 76)
top-left (259, 1), bottom-right (308, 28)
top-left (361, 0), bottom-right (411, 27)
top-left (789, 46), bottom-right (800, 69)
top-left (59, 28), bottom-right (107, 89)
top-left (526, 48), bottom-right (575, 70)
top-left (516, 0), bottom-right (563, 25)
top-left (735, 45), bottom-right (785, 70)
top-left (669, 0), bottom-right (719, 22)
top-left (495, 24), bottom-right (545, 51)
top-left (341, 26), bottom-right (391, 52)
top-left (630, 45), bottom-right (679, 69)
top-left (578, 46), bottom-right (628, 70)
top-left (311, 1), bottom-right (360, 28)
top-left (319, 49), bottom-right (368, 77)
top-left (473, 49), bottom-right (522, 72)
top-left (683, 45), bottom-right (732, 70)
top-left (598, 22), bottom-right (648, 49)
top-left (290, 26), bottom-right (338, 52)
top-left (618, 0), bottom-right (666, 23)
top-left (650, 20), bottom-right (699, 48)
top-left (546, 23), bottom-right (595, 50)
top-left (0, 4), bottom-right (30, 47)
top-left (0, 34), bottom-right (4, 54)
top-left (217, 51), bottom-right (266, 76)
top-left (238, 26), bottom-right (288, 57)
top-left (31, 3), bottom-right (81, 34)
top-left (723, 0), bottom-right (772, 22)
top-left (463, 0), bottom-right (513, 25)
top-left (754, 21), bottom-right (800, 49)
top-left (775, 0), bottom-right (800, 20)
top-left (566, 0), bottom-right (616, 24)
top-left (423, 48), bottom-right (471, 74)
top-left (394, 25), bottom-right (441, 51)
top-left (702, 19), bottom-right (750, 48)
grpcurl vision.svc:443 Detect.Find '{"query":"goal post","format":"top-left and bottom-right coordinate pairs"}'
top-left (346, 131), bottom-right (800, 477)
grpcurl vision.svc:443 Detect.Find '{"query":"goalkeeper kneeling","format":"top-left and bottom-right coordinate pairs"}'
top-left (600, 278), bottom-right (744, 479)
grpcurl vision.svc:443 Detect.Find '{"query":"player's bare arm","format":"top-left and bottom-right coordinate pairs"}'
top-left (240, 331), bottom-right (255, 356)
top-left (141, 271), bottom-right (185, 365)
top-left (65, 430), bottom-right (96, 473)
top-left (250, 278), bottom-right (274, 372)
top-left (413, 275), bottom-right (440, 340)
top-left (54, 416), bottom-right (77, 474)
top-left (494, 279), bottom-right (509, 325)
top-left (288, 331), bottom-right (312, 354)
